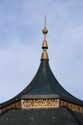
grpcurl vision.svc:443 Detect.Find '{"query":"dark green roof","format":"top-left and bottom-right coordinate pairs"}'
top-left (19, 60), bottom-right (83, 105)
top-left (0, 107), bottom-right (83, 125)
top-left (0, 21), bottom-right (83, 125)
top-left (0, 60), bottom-right (83, 108)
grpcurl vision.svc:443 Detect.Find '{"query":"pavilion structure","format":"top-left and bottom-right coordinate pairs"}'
top-left (0, 18), bottom-right (83, 125)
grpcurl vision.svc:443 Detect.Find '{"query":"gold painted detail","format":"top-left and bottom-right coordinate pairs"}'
top-left (0, 101), bottom-right (21, 113)
top-left (60, 100), bottom-right (83, 113)
top-left (21, 99), bottom-right (60, 109)
top-left (0, 99), bottom-right (83, 113)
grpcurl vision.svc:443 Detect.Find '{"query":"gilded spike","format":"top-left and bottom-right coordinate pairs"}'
top-left (41, 16), bottom-right (49, 60)
top-left (42, 16), bottom-right (48, 35)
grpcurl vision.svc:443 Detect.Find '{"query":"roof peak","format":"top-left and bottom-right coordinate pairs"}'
top-left (41, 16), bottom-right (49, 61)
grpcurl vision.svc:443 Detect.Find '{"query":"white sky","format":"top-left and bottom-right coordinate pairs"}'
top-left (0, 0), bottom-right (83, 103)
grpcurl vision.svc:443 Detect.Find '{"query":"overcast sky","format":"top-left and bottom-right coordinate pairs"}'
top-left (0, 0), bottom-right (83, 103)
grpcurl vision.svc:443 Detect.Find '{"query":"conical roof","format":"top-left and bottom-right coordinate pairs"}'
top-left (0, 18), bottom-right (83, 108)
top-left (18, 59), bottom-right (83, 106)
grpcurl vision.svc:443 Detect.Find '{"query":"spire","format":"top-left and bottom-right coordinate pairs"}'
top-left (41, 16), bottom-right (49, 61)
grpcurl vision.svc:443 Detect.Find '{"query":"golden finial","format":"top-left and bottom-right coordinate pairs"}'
top-left (42, 16), bottom-right (48, 35)
top-left (41, 16), bottom-right (49, 61)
